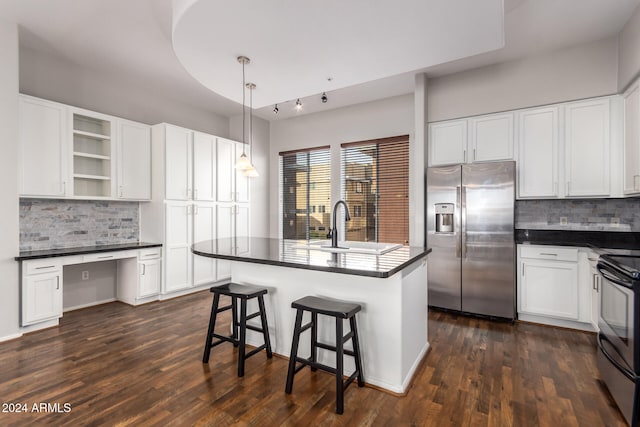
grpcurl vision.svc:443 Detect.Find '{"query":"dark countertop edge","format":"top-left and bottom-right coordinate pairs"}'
top-left (515, 229), bottom-right (640, 250)
top-left (192, 248), bottom-right (431, 279)
top-left (16, 242), bottom-right (163, 261)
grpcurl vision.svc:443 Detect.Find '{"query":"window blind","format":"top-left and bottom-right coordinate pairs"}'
top-left (341, 135), bottom-right (409, 245)
top-left (280, 146), bottom-right (331, 240)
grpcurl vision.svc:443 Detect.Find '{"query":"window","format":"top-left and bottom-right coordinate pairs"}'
top-left (280, 146), bottom-right (331, 240)
top-left (341, 135), bottom-right (409, 244)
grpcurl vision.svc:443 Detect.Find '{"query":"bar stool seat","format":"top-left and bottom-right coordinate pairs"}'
top-left (202, 282), bottom-right (272, 377)
top-left (285, 295), bottom-right (365, 414)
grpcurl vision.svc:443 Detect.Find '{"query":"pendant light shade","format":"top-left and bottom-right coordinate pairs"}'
top-left (235, 152), bottom-right (251, 170)
top-left (243, 165), bottom-right (259, 177)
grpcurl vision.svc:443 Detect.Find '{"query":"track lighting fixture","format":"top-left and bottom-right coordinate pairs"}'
top-left (295, 98), bottom-right (302, 110)
top-left (273, 104), bottom-right (279, 114)
top-left (321, 92), bottom-right (328, 103)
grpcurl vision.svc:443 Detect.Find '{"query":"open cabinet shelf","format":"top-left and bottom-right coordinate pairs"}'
top-left (72, 112), bottom-right (113, 198)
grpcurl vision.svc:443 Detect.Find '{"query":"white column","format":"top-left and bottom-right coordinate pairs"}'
top-left (411, 73), bottom-right (428, 247)
top-left (0, 19), bottom-right (21, 341)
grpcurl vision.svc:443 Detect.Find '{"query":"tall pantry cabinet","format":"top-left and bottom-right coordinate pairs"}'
top-left (140, 123), bottom-right (250, 297)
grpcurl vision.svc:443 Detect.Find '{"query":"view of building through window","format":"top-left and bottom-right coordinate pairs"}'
top-left (342, 136), bottom-right (410, 245)
top-left (280, 147), bottom-right (331, 240)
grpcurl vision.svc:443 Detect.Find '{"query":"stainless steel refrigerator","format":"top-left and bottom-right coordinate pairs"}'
top-left (426, 161), bottom-right (515, 319)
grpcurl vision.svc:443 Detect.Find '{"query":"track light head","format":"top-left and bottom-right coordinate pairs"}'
top-left (295, 99), bottom-right (302, 110)
top-left (321, 92), bottom-right (328, 103)
top-left (273, 104), bottom-right (279, 114)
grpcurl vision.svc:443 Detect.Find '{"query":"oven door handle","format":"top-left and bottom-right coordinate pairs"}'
top-left (598, 333), bottom-right (637, 382)
top-left (597, 264), bottom-right (633, 289)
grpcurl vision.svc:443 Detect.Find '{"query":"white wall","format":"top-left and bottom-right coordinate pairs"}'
top-left (0, 20), bottom-right (21, 341)
top-left (618, 4), bottom-right (640, 91)
top-left (229, 114), bottom-right (270, 237)
top-left (20, 47), bottom-right (229, 136)
top-left (269, 94), bottom-right (415, 241)
top-left (427, 36), bottom-right (619, 122)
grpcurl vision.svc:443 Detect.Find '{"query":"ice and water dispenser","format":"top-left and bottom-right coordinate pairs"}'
top-left (434, 203), bottom-right (454, 233)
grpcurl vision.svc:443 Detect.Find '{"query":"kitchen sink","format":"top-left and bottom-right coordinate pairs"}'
top-left (293, 240), bottom-right (403, 255)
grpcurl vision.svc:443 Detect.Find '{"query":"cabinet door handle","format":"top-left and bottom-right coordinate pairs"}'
top-left (473, 148), bottom-right (476, 161)
top-left (194, 204), bottom-right (199, 215)
top-left (56, 276), bottom-right (60, 290)
top-left (141, 264), bottom-right (146, 275)
top-left (522, 263), bottom-right (525, 277)
top-left (119, 185), bottom-right (123, 198)
top-left (593, 273), bottom-right (599, 291)
top-left (463, 150), bottom-right (467, 163)
top-left (62, 181), bottom-right (66, 195)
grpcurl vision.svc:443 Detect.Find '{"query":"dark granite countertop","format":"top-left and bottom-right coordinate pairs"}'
top-left (16, 242), bottom-right (162, 261)
top-left (516, 229), bottom-right (640, 251)
top-left (192, 238), bottom-right (431, 278)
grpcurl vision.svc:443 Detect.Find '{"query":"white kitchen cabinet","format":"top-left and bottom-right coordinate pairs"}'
top-left (216, 204), bottom-right (234, 280)
top-left (428, 113), bottom-right (513, 166)
top-left (623, 78), bottom-right (640, 195)
top-left (164, 202), bottom-right (192, 293)
top-left (236, 204), bottom-right (250, 254)
top-left (468, 113), bottom-right (514, 163)
top-left (117, 119), bottom-right (151, 200)
top-left (192, 202), bottom-right (217, 286)
top-left (21, 261), bottom-right (63, 326)
top-left (193, 132), bottom-right (216, 201)
top-left (517, 245), bottom-right (593, 330)
top-left (116, 248), bottom-right (162, 305)
top-left (139, 258), bottom-right (161, 298)
top-left (517, 106), bottom-right (559, 198)
top-left (586, 250), bottom-right (600, 332)
top-left (564, 98), bottom-right (611, 197)
top-left (428, 120), bottom-right (467, 166)
top-left (216, 138), bottom-right (250, 203)
top-left (163, 124), bottom-right (193, 201)
top-left (19, 95), bottom-right (68, 197)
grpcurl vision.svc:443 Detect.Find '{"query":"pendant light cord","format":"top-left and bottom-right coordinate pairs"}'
top-left (249, 84), bottom-right (253, 160)
top-left (241, 58), bottom-right (247, 156)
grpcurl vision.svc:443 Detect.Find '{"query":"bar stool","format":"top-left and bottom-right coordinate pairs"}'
top-left (202, 283), bottom-right (272, 377)
top-left (285, 295), bottom-right (365, 414)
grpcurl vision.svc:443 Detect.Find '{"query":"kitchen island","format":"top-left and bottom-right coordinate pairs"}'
top-left (192, 238), bottom-right (430, 394)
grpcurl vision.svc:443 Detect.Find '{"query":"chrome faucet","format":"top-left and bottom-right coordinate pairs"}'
top-left (326, 200), bottom-right (351, 248)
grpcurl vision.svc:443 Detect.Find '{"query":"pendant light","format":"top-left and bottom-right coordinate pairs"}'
top-left (235, 56), bottom-right (251, 171)
top-left (244, 82), bottom-right (259, 177)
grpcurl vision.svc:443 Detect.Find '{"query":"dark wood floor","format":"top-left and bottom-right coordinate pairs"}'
top-left (0, 290), bottom-right (628, 426)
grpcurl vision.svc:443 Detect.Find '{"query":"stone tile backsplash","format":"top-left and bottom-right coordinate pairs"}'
top-left (20, 199), bottom-right (139, 251)
top-left (516, 199), bottom-right (640, 232)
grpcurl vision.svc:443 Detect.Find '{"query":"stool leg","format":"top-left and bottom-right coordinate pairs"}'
top-left (257, 295), bottom-right (273, 358)
top-left (202, 293), bottom-right (220, 363)
top-left (285, 309), bottom-right (304, 394)
top-left (350, 316), bottom-right (365, 387)
top-left (335, 317), bottom-right (344, 414)
top-left (310, 312), bottom-right (318, 371)
top-left (231, 296), bottom-right (239, 347)
top-left (238, 298), bottom-right (248, 377)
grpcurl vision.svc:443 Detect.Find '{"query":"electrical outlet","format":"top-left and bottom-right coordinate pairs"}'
top-left (81, 271), bottom-right (89, 280)
top-left (560, 217), bottom-right (568, 226)
top-left (611, 217), bottom-right (620, 227)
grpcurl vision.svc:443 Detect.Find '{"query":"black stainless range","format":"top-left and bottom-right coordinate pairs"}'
top-left (597, 253), bottom-right (640, 426)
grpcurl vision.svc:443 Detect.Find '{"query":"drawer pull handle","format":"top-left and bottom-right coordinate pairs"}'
top-left (35, 265), bottom-right (55, 269)
top-left (540, 253), bottom-right (558, 256)
top-left (97, 255), bottom-right (113, 259)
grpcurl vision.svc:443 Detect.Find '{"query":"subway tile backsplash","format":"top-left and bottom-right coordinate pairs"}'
top-left (516, 199), bottom-right (640, 232)
top-left (19, 199), bottom-right (139, 251)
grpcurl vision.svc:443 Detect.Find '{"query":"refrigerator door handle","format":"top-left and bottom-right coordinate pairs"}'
top-left (461, 185), bottom-right (467, 259)
top-left (455, 186), bottom-right (461, 258)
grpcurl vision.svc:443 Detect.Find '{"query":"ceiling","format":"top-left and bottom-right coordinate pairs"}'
top-left (1, 0), bottom-right (639, 121)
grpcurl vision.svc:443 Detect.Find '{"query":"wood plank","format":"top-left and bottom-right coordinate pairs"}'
top-left (0, 292), bottom-right (628, 426)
